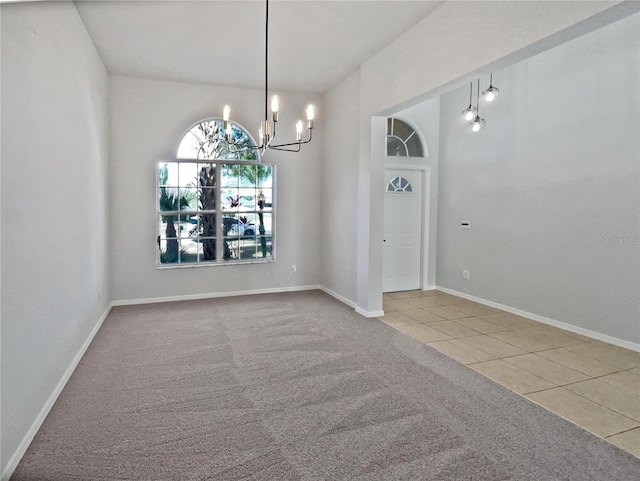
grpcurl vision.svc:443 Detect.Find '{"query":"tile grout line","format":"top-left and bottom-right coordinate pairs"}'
top-left (521, 386), bottom-right (560, 396)
top-left (558, 384), bottom-right (640, 423)
top-left (605, 425), bottom-right (640, 439)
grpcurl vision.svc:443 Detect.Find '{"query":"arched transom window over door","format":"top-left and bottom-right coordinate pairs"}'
top-left (158, 118), bottom-right (275, 267)
top-left (386, 118), bottom-right (424, 157)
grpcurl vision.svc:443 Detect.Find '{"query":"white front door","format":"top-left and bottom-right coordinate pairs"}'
top-left (383, 169), bottom-right (423, 292)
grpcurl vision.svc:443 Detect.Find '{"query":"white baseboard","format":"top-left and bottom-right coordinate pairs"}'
top-left (422, 285), bottom-right (437, 291)
top-left (355, 306), bottom-right (385, 318)
top-left (111, 285), bottom-right (323, 306)
top-left (318, 286), bottom-right (357, 309)
top-left (437, 286), bottom-right (640, 353)
top-left (113, 285), bottom-right (377, 321)
top-left (2, 302), bottom-right (114, 481)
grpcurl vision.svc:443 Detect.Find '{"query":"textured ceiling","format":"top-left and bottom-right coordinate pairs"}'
top-left (75, 1), bottom-right (445, 93)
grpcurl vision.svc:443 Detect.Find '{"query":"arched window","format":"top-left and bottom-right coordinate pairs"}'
top-left (157, 118), bottom-right (274, 267)
top-left (177, 118), bottom-right (259, 161)
top-left (386, 176), bottom-right (413, 193)
top-left (386, 118), bottom-right (424, 157)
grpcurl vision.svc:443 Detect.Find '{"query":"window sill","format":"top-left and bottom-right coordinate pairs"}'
top-left (156, 258), bottom-right (276, 269)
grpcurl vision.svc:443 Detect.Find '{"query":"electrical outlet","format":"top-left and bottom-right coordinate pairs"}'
top-left (291, 264), bottom-right (297, 272)
top-left (463, 270), bottom-right (470, 280)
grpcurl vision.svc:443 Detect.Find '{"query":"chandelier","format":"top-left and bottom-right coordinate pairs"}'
top-left (221, 0), bottom-right (315, 153)
top-left (461, 75), bottom-right (500, 132)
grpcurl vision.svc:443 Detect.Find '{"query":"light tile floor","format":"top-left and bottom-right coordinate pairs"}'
top-left (379, 289), bottom-right (640, 458)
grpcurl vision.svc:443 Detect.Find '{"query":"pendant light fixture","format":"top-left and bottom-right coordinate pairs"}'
top-left (482, 73), bottom-right (500, 102)
top-left (471, 79), bottom-right (485, 132)
top-left (462, 81), bottom-right (476, 121)
top-left (222, 0), bottom-right (315, 153)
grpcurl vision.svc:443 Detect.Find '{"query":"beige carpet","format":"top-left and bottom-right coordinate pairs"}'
top-left (12, 290), bottom-right (640, 480)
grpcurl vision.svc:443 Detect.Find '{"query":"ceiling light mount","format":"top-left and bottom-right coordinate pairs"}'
top-left (221, 0), bottom-right (316, 154)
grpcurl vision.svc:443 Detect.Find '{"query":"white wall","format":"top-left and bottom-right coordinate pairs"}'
top-left (320, 70), bottom-right (360, 303)
top-left (109, 76), bottom-right (322, 301)
top-left (361, 1), bottom-right (624, 116)
top-left (351, 1), bottom-right (630, 314)
top-left (437, 13), bottom-right (640, 344)
top-left (1, 1), bottom-right (110, 474)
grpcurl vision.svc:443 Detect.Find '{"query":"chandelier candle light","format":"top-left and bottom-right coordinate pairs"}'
top-left (222, 0), bottom-right (315, 153)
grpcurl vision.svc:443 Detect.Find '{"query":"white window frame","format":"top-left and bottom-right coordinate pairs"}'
top-left (386, 117), bottom-right (425, 158)
top-left (157, 160), bottom-right (276, 268)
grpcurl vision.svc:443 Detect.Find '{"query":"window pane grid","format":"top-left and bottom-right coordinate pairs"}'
top-left (158, 160), bottom-right (275, 267)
